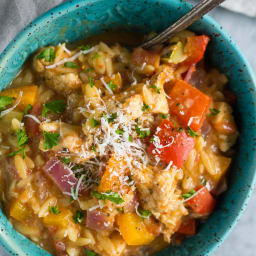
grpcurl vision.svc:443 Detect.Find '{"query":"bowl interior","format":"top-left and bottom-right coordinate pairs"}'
top-left (0, 0), bottom-right (256, 256)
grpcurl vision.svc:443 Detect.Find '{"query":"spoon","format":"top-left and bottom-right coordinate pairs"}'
top-left (140, 0), bottom-right (225, 49)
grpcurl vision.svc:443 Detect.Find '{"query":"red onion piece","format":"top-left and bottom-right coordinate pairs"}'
top-left (184, 64), bottom-right (196, 83)
top-left (42, 158), bottom-right (78, 194)
top-left (200, 120), bottom-right (212, 137)
top-left (86, 210), bottom-right (113, 231)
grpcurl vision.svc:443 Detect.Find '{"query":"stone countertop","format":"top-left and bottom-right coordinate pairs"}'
top-left (0, 1), bottom-right (255, 256)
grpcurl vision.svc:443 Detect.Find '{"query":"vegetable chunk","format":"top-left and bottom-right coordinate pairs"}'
top-left (177, 219), bottom-right (196, 236)
top-left (168, 80), bottom-right (211, 131)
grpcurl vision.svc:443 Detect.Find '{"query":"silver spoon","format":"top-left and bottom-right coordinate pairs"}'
top-left (140, 0), bottom-right (225, 49)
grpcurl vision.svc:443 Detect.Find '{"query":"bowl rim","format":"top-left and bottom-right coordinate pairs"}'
top-left (0, 0), bottom-right (256, 255)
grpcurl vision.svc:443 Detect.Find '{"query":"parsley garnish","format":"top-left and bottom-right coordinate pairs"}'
top-left (49, 206), bottom-right (60, 215)
top-left (115, 129), bottom-right (124, 135)
top-left (85, 249), bottom-right (97, 256)
top-left (135, 125), bottom-right (150, 138)
top-left (43, 131), bottom-right (60, 150)
top-left (92, 190), bottom-right (124, 205)
top-left (78, 44), bottom-right (92, 51)
top-left (138, 209), bottom-right (152, 219)
top-left (177, 127), bottom-right (183, 133)
top-left (89, 76), bottom-right (94, 87)
top-left (90, 145), bottom-right (96, 152)
top-left (142, 103), bottom-right (150, 112)
top-left (210, 108), bottom-right (220, 116)
top-left (16, 129), bottom-right (28, 147)
top-left (149, 84), bottom-right (160, 94)
top-left (8, 145), bottom-right (26, 159)
top-left (61, 157), bottom-right (71, 165)
top-left (93, 53), bottom-right (100, 59)
top-left (90, 117), bottom-right (100, 128)
top-left (85, 67), bottom-right (94, 73)
top-left (128, 135), bottom-right (133, 142)
top-left (42, 100), bottom-right (66, 117)
top-left (37, 48), bottom-right (55, 62)
top-left (201, 177), bottom-right (207, 186)
top-left (0, 96), bottom-right (14, 111)
top-left (182, 189), bottom-right (196, 199)
top-left (161, 114), bottom-right (168, 119)
top-left (64, 62), bottom-right (78, 68)
top-left (107, 80), bottom-right (116, 91)
top-left (107, 113), bottom-right (117, 123)
top-left (117, 207), bottom-right (124, 212)
top-left (24, 104), bottom-right (32, 115)
top-left (73, 210), bottom-right (85, 224)
top-left (187, 126), bottom-right (198, 137)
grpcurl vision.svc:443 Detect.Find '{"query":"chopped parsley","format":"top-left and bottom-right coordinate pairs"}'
top-left (43, 131), bottom-right (60, 150)
top-left (64, 61), bottom-right (78, 68)
top-left (89, 76), bottom-right (94, 87)
top-left (107, 80), bottom-right (117, 91)
top-left (135, 125), bottom-right (150, 139)
top-left (8, 145), bottom-right (26, 159)
top-left (85, 67), bottom-right (94, 73)
top-left (138, 209), bottom-right (152, 219)
top-left (117, 207), bottom-right (124, 212)
top-left (161, 114), bottom-right (168, 119)
top-left (49, 206), bottom-right (60, 215)
top-left (78, 44), bottom-right (92, 51)
top-left (85, 249), bottom-right (97, 256)
top-left (73, 210), bottom-right (85, 224)
top-left (182, 189), bottom-right (196, 199)
top-left (187, 126), bottom-right (198, 137)
top-left (90, 145), bottom-right (96, 152)
top-left (149, 84), bottom-right (160, 94)
top-left (201, 177), bottom-right (207, 186)
top-left (92, 190), bottom-right (124, 205)
top-left (90, 117), bottom-right (100, 128)
top-left (128, 135), bottom-right (133, 142)
top-left (16, 129), bottom-right (28, 147)
top-left (37, 47), bottom-right (55, 62)
top-left (61, 157), bottom-right (71, 165)
top-left (177, 127), bottom-right (183, 133)
top-left (210, 108), bottom-right (220, 116)
top-left (93, 53), bottom-right (100, 59)
top-left (42, 100), bottom-right (66, 117)
top-left (0, 96), bottom-right (14, 111)
top-left (107, 113), bottom-right (117, 123)
top-left (24, 104), bottom-right (32, 115)
top-left (115, 129), bottom-right (125, 135)
top-left (142, 103), bottom-right (150, 112)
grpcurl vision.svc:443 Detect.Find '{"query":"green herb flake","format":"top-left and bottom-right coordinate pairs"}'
top-left (16, 129), bottom-right (28, 147)
top-left (90, 145), bottom-right (96, 152)
top-left (8, 145), bottom-right (26, 159)
top-left (90, 117), bottom-right (100, 128)
top-left (201, 177), bottom-right (207, 186)
top-left (182, 189), bottom-right (196, 199)
top-left (187, 126), bottom-right (198, 137)
top-left (161, 114), bottom-right (168, 119)
top-left (210, 108), bottom-right (220, 116)
top-left (73, 210), bottom-right (85, 224)
top-left (115, 129), bottom-right (125, 135)
top-left (149, 84), bottom-right (160, 94)
top-left (135, 125), bottom-right (150, 139)
top-left (24, 104), bottom-right (32, 115)
top-left (93, 53), bottom-right (100, 59)
top-left (138, 209), bottom-right (152, 219)
top-left (0, 96), bottom-right (14, 111)
top-left (142, 103), bottom-right (150, 112)
top-left (177, 127), bottom-right (183, 133)
top-left (42, 100), bottom-right (66, 117)
top-left (92, 190), bottom-right (125, 205)
top-left (128, 135), bottom-right (133, 142)
top-left (78, 44), bottom-right (92, 51)
top-left (85, 67), bottom-right (94, 73)
top-left (64, 61), bottom-right (78, 68)
top-left (37, 48), bottom-right (55, 62)
top-left (107, 80), bottom-right (117, 91)
top-left (43, 131), bottom-right (60, 150)
top-left (107, 113), bottom-right (117, 123)
top-left (117, 207), bottom-right (124, 212)
top-left (89, 76), bottom-right (95, 88)
top-left (49, 206), bottom-right (60, 215)
top-left (61, 157), bottom-right (71, 165)
top-left (85, 249), bottom-right (97, 256)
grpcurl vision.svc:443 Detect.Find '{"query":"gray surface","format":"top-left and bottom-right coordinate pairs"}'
top-left (0, 1), bottom-right (255, 256)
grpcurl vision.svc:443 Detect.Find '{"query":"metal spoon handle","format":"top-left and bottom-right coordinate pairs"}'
top-left (140, 0), bottom-right (225, 48)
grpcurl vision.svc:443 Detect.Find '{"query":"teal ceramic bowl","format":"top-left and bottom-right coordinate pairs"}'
top-left (0, 0), bottom-right (256, 255)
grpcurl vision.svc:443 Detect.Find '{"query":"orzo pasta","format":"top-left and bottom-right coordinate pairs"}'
top-left (0, 31), bottom-right (238, 256)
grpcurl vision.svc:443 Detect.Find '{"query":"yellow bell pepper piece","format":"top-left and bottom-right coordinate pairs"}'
top-left (0, 85), bottom-right (38, 111)
top-left (117, 213), bottom-right (155, 245)
top-left (10, 200), bottom-right (30, 221)
top-left (43, 209), bottom-right (73, 229)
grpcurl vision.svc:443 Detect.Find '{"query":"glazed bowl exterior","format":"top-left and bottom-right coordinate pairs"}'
top-left (0, 0), bottom-right (256, 256)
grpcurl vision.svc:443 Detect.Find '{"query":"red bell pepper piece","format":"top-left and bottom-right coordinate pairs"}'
top-left (177, 219), bottom-right (196, 236)
top-left (168, 80), bottom-right (211, 131)
top-left (148, 120), bottom-right (195, 168)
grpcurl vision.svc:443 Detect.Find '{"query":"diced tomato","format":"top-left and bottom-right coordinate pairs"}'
top-left (168, 80), bottom-right (211, 131)
top-left (132, 47), bottom-right (160, 68)
top-left (183, 35), bottom-right (210, 65)
top-left (186, 186), bottom-right (216, 215)
top-left (177, 219), bottom-right (196, 236)
top-left (147, 120), bottom-right (195, 168)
